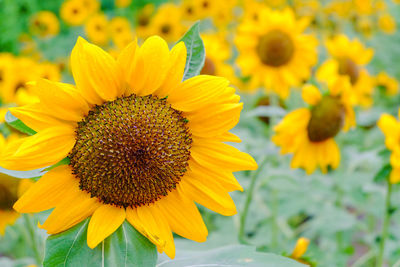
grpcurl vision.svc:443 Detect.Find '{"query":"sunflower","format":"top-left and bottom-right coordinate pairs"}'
top-left (60, 0), bottom-right (90, 26)
top-left (376, 72), bottom-right (398, 96)
top-left (115, 0), bottom-right (131, 8)
top-left (2, 36), bottom-right (257, 258)
top-left (378, 13), bottom-right (396, 35)
top-left (148, 4), bottom-right (185, 43)
top-left (30, 11), bottom-right (60, 38)
top-left (378, 111), bottom-right (400, 183)
top-left (85, 13), bottom-right (109, 46)
top-left (109, 17), bottom-right (134, 50)
top-left (135, 4), bottom-right (154, 39)
top-left (1, 57), bottom-right (39, 105)
top-left (235, 7), bottom-right (318, 99)
top-left (272, 78), bottom-right (355, 174)
top-left (0, 134), bottom-right (33, 235)
top-left (316, 34), bottom-right (375, 108)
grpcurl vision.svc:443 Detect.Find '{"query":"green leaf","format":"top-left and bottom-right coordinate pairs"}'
top-left (176, 21), bottom-right (205, 81)
top-left (5, 111), bottom-right (36, 135)
top-left (157, 245), bottom-right (306, 267)
top-left (374, 163), bottom-right (392, 183)
top-left (44, 219), bottom-right (157, 267)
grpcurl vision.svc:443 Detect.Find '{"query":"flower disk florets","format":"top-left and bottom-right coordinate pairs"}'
top-left (69, 94), bottom-right (192, 208)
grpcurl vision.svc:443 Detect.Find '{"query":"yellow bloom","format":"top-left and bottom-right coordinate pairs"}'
top-left (135, 4), bottom-right (154, 39)
top-left (291, 237), bottom-right (310, 259)
top-left (0, 134), bottom-right (34, 235)
top-left (235, 7), bottom-right (318, 99)
top-left (316, 34), bottom-right (375, 107)
top-left (60, 0), bottom-right (90, 26)
top-left (115, 0), bottom-right (131, 8)
top-left (4, 36), bottom-right (257, 258)
top-left (355, 16), bottom-right (374, 39)
top-left (30, 11), bottom-right (60, 38)
top-left (272, 78), bottom-right (355, 174)
top-left (37, 62), bottom-right (61, 82)
top-left (378, 111), bottom-right (400, 183)
top-left (200, 34), bottom-right (239, 86)
top-left (85, 13), bottom-right (109, 46)
top-left (378, 13), bottom-right (396, 35)
top-left (109, 17), bottom-right (134, 49)
top-left (376, 72), bottom-right (398, 96)
top-left (1, 57), bottom-right (39, 105)
top-left (148, 4), bottom-right (185, 43)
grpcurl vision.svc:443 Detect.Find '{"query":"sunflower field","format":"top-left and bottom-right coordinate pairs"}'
top-left (0, 0), bottom-right (400, 266)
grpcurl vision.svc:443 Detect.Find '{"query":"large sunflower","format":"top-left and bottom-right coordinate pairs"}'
top-left (272, 78), bottom-right (355, 174)
top-left (235, 7), bottom-right (318, 99)
top-left (316, 34), bottom-right (375, 107)
top-left (1, 36), bottom-right (257, 258)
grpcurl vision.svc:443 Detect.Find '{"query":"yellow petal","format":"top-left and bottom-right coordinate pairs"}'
top-left (14, 165), bottom-right (75, 213)
top-left (1, 126), bottom-right (76, 171)
top-left (0, 210), bottom-right (19, 235)
top-left (9, 104), bottom-right (68, 132)
top-left (157, 186), bottom-right (208, 242)
top-left (302, 84), bottom-right (321, 105)
top-left (168, 75), bottom-right (231, 112)
top-left (125, 36), bottom-right (170, 96)
top-left (153, 41), bottom-right (187, 98)
top-left (87, 205), bottom-right (126, 248)
top-left (186, 103), bottom-right (243, 138)
top-left (30, 79), bottom-right (89, 122)
top-left (126, 205), bottom-right (175, 258)
top-left (41, 184), bottom-right (101, 234)
top-left (71, 37), bottom-right (122, 104)
top-left (181, 173), bottom-right (237, 216)
top-left (191, 139), bottom-right (258, 172)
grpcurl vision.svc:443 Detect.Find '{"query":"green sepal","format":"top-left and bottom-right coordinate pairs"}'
top-left (176, 21), bottom-right (205, 81)
top-left (43, 219), bottom-right (157, 267)
top-left (5, 111), bottom-right (36, 135)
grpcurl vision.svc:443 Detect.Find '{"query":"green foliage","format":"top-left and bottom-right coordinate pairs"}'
top-left (43, 219), bottom-right (157, 267)
top-left (5, 111), bottom-right (36, 135)
top-left (157, 245), bottom-right (306, 267)
top-left (176, 21), bottom-right (205, 81)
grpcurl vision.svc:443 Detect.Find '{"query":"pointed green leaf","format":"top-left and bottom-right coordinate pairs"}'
top-left (44, 219), bottom-right (157, 267)
top-left (5, 111), bottom-right (36, 135)
top-left (374, 163), bottom-right (392, 183)
top-left (176, 21), bottom-right (205, 81)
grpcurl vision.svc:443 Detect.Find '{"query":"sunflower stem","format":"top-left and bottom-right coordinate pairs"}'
top-left (238, 155), bottom-right (267, 244)
top-left (377, 181), bottom-right (392, 267)
top-left (24, 214), bottom-right (42, 265)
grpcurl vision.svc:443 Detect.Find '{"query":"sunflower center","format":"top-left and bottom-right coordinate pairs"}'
top-left (161, 24), bottom-right (171, 34)
top-left (338, 58), bottom-right (359, 84)
top-left (200, 57), bottom-right (216, 75)
top-left (307, 95), bottom-right (345, 142)
top-left (0, 177), bottom-right (18, 210)
top-left (69, 94), bottom-right (192, 208)
top-left (257, 30), bottom-right (295, 67)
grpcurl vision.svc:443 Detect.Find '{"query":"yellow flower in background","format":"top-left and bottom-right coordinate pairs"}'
top-left (60, 0), bottom-right (89, 26)
top-left (135, 4), bottom-right (154, 39)
top-left (85, 13), bottom-right (109, 46)
top-left (378, 111), bottom-right (400, 183)
top-left (355, 16), bottom-right (374, 39)
top-left (82, 0), bottom-right (100, 15)
top-left (115, 0), bottom-right (131, 8)
top-left (376, 72), bottom-right (399, 96)
top-left (200, 34), bottom-right (238, 84)
top-left (316, 34), bottom-right (374, 108)
top-left (109, 16), bottom-right (134, 49)
top-left (4, 36), bottom-right (257, 258)
top-left (0, 135), bottom-right (34, 235)
top-left (30, 11), bottom-right (60, 38)
top-left (148, 4), bottom-right (185, 43)
top-left (272, 78), bottom-right (355, 174)
top-left (378, 13), bottom-right (396, 34)
top-left (37, 62), bottom-right (62, 82)
top-left (291, 237), bottom-right (310, 259)
top-left (1, 57), bottom-right (39, 105)
top-left (235, 7), bottom-right (318, 99)
top-left (353, 0), bottom-right (374, 16)
top-left (181, 0), bottom-right (201, 22)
